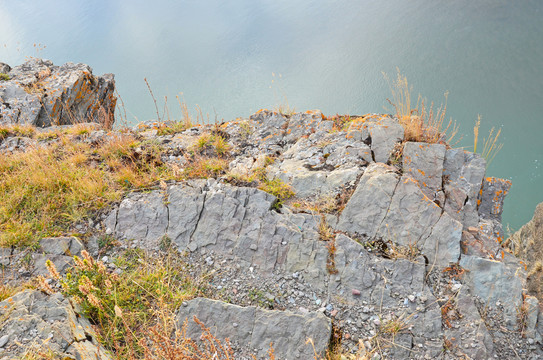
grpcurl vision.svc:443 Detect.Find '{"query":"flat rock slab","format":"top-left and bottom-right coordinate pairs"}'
top-left (176, 297), bottom-right (331, 359)
top-left (0, 290), bottom-right (112, 359)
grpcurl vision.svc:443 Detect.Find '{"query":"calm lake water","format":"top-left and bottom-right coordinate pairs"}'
top-left (1, 0), bottom-right (542, 231)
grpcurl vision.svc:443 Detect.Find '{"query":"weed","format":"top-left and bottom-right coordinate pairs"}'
top-left (213, 135), bottom-right (230, 157)
top-left (473, 115), bottom-right (503, 166)
top-left (318, 216), bottom-right (339, 275)
top-left (441, 298), bottom-right (461, 328)
top-left (97, 235), bottom-right (118, 252)
top-left (48, 249), bottom-right (201, 358)
top-left (0, 73), bottom-right (9, 81)
top-left (0, 283), bottom-right (20, 302)
top-left (183, 157), bottom-right (229, 179)
top-left (270, 73), bottom-right (295, 116)
top-left (384, 69), bottom-right (458, 145)
top-left (258, 178), bottom-right (295, 207)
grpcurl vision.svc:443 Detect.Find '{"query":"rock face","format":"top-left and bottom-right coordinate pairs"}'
top-left (177, 297), bottom-right (332, 359)
top-left (508, 201), bottom-right (543, 303)
top-left (98, 109), bottom-right (542, 358)
top-left (0, 290), bottom-right (112, 359)
top-left (0, 58), bottom-right (116, 127)
top-left (0, 101), bottom-right (540, 358)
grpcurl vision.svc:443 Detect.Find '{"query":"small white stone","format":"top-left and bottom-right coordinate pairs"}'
top-left (0, 335), bottom-right (9, 348)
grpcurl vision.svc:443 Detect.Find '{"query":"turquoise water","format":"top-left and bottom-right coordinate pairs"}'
top-left (1, 0), bottom-right (542, 230)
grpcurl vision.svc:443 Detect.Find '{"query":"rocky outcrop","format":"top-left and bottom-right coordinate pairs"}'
top-left (177, 298), bottom-right (332, 359)
top-left (96, 109), bottom-right (541, 358)
top-left (0, 100), bottom-right (539, 359)
top-left (507, 201), bottom-right (543, 303)
top-left (0, 58), bottom-right (116, 127)
top-left (0, 290), bottom-right (112, 359)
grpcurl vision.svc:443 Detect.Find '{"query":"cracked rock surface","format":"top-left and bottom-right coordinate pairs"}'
top-left (0, 290), bottom-right (112, 359)
top-left (177, 297), bottom-right (331, 359)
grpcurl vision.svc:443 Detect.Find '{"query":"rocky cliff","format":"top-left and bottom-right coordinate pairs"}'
top-left (0, 60), bottom-right (542, 360)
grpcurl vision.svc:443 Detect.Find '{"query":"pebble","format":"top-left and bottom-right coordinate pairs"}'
top-left (408, 294), bottom-right (415, 302)
top-left (352, 289), bottom-right (361, 296)
top-left (0, 335), bottom-right (8, 348)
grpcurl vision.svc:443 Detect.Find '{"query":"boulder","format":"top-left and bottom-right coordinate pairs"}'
top-left (0, 62), bottom-right (10, 75)
top-left (0, 58), bottom-right (116, 127)
top-left (176, 297), bottom-right (331, 359)
top-left (459, 255), bottom-right (525, 328)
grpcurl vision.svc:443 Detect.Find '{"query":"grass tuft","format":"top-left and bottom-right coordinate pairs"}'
top-left (384, 69), bottom-right (458, 145)
top-left (474, 115), bottom-right (503, 166)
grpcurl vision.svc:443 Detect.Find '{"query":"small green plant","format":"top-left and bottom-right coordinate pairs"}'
top-left (258, 178), bottom-right (295, 207)
top-left (0, 73), bottom-right (9, 81)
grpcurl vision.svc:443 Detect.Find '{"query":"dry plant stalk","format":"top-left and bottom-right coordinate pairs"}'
top-left (384, 68), bottom-right (458, 145)
top-left (473, 115), bottom-right (503, 166)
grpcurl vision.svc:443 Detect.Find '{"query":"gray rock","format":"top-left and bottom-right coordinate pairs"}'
top-left (0, 290), bottom-right (112, 359)
top-left (40, 236), bottom-right (84, 256)
top-left (248, 110), bottom-right (288, 153)
top-left (176, 297), bottom-right (331, 359)
top-left (0, 335), bottom-right (8, 348)
top-left (0, 62), bottom-right (10, 74)
top-left (478, 176), bottom-right (511, 222)
top-left (337, 163), bottom-right (460, 266)
top-left (444, 290), bottom-right (496, 358)
top-left (0, 247), bottom-right (11, 267)
top-left (443, 149), bottom-right (486, 227)
top-left (32, 254), bottom-right (74, 276)
top-left (524, 295), bottom-right (540, 340)
top-left (337, 163), bottom-right (398, 239)
top-left (351, 116), bottom-right (404, 163)
top-left (284, 110), bottom-right (325, 143)
top-left (402, 141), bottom-right (446, 199)
top-left (0, 58), bottom-right (116, 127)
top-left (459, 254), bottom-right (525, 328)
top-left (112, 189), bottom-right (169, 247)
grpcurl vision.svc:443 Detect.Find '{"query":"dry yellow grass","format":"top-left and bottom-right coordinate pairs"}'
top-left (473, 115), bottom-right (503, 166)
top-left (384, 69), bottom-right (458, 145)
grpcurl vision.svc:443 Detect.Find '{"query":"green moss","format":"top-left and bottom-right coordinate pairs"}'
top-left (0, 73), bottom-right (9, 81)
